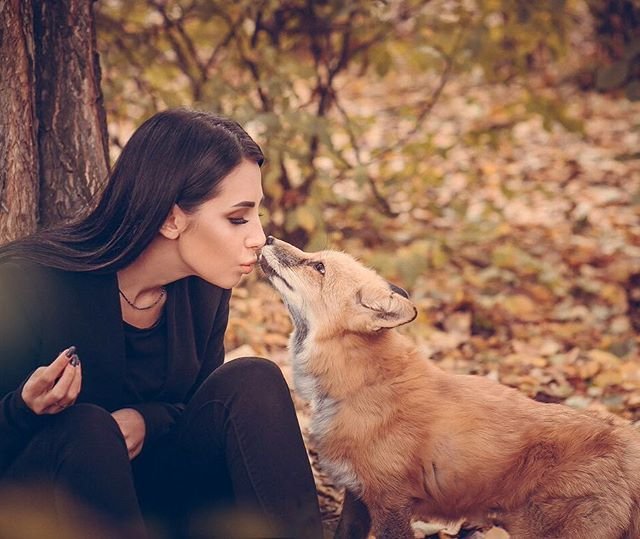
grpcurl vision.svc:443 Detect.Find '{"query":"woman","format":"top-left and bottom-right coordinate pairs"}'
top-left (0, 109), bottom-right (324, 538)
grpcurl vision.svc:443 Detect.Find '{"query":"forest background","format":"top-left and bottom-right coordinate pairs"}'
top-left (1, 1), bottom-right (640, 537)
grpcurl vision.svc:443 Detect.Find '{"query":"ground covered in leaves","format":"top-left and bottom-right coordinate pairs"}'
top-left (224, 80), bottom-right (640, 538)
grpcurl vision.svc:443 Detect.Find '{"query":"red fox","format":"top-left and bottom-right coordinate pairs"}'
top-left (260, 236), bottom-right (640, 539)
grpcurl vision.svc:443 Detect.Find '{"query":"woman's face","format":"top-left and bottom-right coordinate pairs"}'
top-left (176, 159), bottom-right (266, 288)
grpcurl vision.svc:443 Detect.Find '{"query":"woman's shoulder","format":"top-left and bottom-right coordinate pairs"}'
top-left (0, 259), bottom-right (73, 280)
top-left (0, 259), bottom-right (114, 295)
top-left (0, 258), bottom-right (51, 284)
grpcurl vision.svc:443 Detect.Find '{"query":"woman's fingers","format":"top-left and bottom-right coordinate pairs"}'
top-left (33, 346), bottom-right (76, 392)
top-left (67, 358), bottom-right (82, 401)
top-left (22, 346), bottom-right (81, 414)
top-left (44, 360), bottom-right (79, 410)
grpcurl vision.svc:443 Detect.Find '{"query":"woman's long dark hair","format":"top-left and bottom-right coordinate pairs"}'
top-left (0, 109), bottom-right (264, 273)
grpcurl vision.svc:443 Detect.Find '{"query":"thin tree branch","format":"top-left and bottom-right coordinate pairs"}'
top-left (333, 95), bottom-right (398, 217)
top-left (147, 0), bottom-right (203, 100)
top-left (201, 16), bottom-right (242, 79)
top-left (366, 38), bottom-right (460, 165)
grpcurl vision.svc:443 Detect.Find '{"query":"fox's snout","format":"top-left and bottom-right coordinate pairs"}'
top-left (259, 236), bottom-right (306, 292)
top-left (261, 237), bottom-right (306, 269)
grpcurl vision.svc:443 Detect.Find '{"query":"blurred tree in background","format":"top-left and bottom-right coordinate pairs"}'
top-left (4, 0), bottom-right (632, 250)
top-left (96, 0), bottom-right (579, 248)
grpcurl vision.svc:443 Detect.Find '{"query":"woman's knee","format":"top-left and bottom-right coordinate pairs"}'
top-left (188, 357), bottom-right (292, 415)
top-left (47, 403), bottom-right (128, 459)
top-left (6, 404), bottom-right (130, 485)
top-left (224, 356), bottom-right (286, 387)
top-left (213, 357), bottom-right (289, 397)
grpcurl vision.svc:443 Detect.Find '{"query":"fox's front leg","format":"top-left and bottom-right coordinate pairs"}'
top-left (368, 502), bottom-right (413, 539)
top-left (334, 489), bottom-right (371, 539)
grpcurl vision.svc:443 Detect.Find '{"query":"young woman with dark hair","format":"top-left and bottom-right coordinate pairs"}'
top-left (0, 109), bottom-right (324, 538)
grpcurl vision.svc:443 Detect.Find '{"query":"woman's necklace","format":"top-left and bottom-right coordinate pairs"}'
top-left (118, 286), bottom-right (166, 311)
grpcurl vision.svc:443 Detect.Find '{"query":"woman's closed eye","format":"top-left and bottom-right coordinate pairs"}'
top-left (229, 211), bottom-right (264, 226)
top-left (229, 217), bottom-right (249, 225)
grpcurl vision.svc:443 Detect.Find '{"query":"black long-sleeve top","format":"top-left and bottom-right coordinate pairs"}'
top-left (0, 260), bottom-right (231, 475)
top-left (122, 312), bottom-right (169, 402)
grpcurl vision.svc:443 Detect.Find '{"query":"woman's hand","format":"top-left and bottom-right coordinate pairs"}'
top-left (111, 408), bottom-right (146, 460)
top-left (21, 346), bottom-right (82, 414)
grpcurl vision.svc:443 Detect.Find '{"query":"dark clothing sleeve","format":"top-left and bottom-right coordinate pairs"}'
top-left (190, 288), bottom-right (231, 396)
top-left (2, 385), bottom-right (39, 432)
top-left (127, 402), bottom-right (185, 445)
top-left (0, 263), bottom-right (45, 473)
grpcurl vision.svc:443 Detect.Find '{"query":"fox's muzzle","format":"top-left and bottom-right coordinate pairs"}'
top-left (260, 240), bottom-right (296, 291)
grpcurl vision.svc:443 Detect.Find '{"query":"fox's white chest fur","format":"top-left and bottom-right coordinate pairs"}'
top-left (289, 326), bottom-right (363, 495)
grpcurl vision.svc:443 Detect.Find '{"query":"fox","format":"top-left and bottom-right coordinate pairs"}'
top-left (259, 236), bottom-right (640, 539)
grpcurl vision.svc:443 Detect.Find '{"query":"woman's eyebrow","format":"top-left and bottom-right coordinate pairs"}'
top-left (231, 201), bottom-right (255, 208)
top-left (231, 197), bottom-right (264, 208)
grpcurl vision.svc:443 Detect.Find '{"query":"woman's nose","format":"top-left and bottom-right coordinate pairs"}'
top-left (247, 223), bottom-right (267, 250)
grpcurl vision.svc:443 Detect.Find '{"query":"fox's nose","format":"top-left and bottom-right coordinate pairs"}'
top-left (266, 236), bottom-right (275, 245)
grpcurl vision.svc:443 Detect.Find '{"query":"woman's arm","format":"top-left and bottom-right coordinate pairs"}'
top-left (0, 262), bottom-right (45, 472)
top-left (0, 263), bottom-right (81, 464)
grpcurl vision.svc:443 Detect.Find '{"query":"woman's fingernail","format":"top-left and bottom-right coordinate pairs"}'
top-left (65, 346), bottom-right (77, 357)
top-left (70, 354), bottom-right (80, 367)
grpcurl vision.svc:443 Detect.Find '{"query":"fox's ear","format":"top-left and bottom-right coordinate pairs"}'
top-left (354, 285), bottom-right (417, 332)
top-left (387, 282), bottom-right (409, 299)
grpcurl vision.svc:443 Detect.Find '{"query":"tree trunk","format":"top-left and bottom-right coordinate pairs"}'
top-left (0, 0), bottom-right (108, 244)
top-left (0, 0), bottom-right (40, 242)
top-left (34, 0), bottom-right (109, 228)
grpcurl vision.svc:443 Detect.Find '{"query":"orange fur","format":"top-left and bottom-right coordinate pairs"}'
top-left (260, 238), bottom-right (640, 539)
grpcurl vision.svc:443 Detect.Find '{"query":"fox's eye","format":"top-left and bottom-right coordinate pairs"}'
top-left (313, 262), bottom-right (325, 275)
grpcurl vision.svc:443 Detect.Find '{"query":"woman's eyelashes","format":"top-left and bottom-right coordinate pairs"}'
top-left (229, 217), bottom-right (248, 225)
top-left (229, 211), bottom-right (264, 226)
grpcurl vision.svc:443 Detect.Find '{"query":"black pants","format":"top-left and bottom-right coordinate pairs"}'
top-left (2, 357), bottom-right (323, 539)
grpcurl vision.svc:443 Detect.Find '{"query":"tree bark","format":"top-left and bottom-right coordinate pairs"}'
top-left (0, 0), bottom-right (108, 243)
top-left (0, 0), bottom-right (40, 242)
top-left (34, 0), bottom-right (109, 228)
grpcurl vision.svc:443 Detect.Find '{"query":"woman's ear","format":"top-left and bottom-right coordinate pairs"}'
top-left (159, 204), bottom-right (189, 240)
